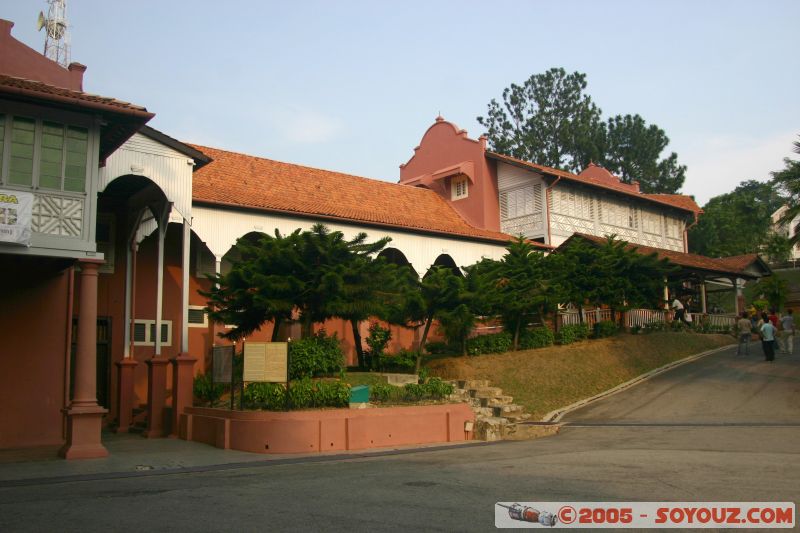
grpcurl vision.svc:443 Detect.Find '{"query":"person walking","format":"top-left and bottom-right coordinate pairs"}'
top-left (737, 311), bottom-right (752, 355)
top-left (768, 309), bottom-right (785, 353)
top-left (760, 317), bottom-right (777, 362)
top-left (780, 309), bottom-right (795, 355)
top-left (671, 295), bottom-right (686, 325)
top-left (756, 312), bottom-right (768, 356)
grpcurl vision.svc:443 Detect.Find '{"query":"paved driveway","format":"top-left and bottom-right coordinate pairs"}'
top-left (563, 345), bottom-right (800, 426)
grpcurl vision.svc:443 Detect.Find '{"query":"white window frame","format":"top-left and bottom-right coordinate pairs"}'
top-left (188, 305), bottom-right (208, 328)
top-left (133, 319), bottom-right (173, 346)
top-left (451, 176), bottom-right (468, 200)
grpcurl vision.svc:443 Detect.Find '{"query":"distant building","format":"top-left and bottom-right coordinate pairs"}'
top-left (399, 116), bottom-right (702, 252)
top-left (771, 205), bottom-right (800, 261)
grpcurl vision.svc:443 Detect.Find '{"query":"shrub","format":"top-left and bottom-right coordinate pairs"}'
top-left (555, 324), bottom-right (590, 345)
top-left (424, 341), bottom-right (453, 355)
top-left (466, 332), bottom-right (512, 355)
top-left (193, 374), bottom-right (225, 406)
top-left (365, 322), bottom-right (392, 370)
top-left (289, 330), bottom-right (344, 379)
top-left (243, 382), bottom-right (286, 410)
top-left (593, 320), bottom-right (619, 338)
top-left (312, 380), bottom-right (351, 408)
top-left (403, 383), bottom-right (426, 401)
top-left (370, 383), bottom-right (396, 402)
top-left (519, 326), bottom-right (555, 349)
top-left (288, 377), bottom-right (314, 408)
top-left (424, 377), bottom-right (454, 399)
top-left (381, 349), bottom-right (416, 372)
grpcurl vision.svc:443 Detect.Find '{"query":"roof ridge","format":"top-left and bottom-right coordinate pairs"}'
top-left (188, 142), bottom-right (440, 197)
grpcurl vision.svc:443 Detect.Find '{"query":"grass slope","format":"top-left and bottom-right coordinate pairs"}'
top-left (427, 332), bottom-right (735, 420)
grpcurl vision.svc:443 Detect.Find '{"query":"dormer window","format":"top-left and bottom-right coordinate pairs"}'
top-left (451, 176), bottom-right (468, 200)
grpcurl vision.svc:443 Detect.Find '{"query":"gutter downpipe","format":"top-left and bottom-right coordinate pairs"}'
top-left (62, 264), bottom-right (75, 439)
top-left (545, 175), bottom-right (564, 246)
top-left (683, 211), bottom-right (700, 253)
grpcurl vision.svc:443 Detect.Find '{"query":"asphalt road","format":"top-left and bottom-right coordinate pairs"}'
top-left (1, 345), bottom-right (798, 532)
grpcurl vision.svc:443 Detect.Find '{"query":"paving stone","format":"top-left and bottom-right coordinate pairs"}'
top-left (471, 387), bottom-right (503, 399)
top-left (482, 395), bottom-right (514, 407)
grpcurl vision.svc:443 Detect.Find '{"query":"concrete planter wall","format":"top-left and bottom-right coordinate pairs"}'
top-left (180, 404), bottom-right (475, 454)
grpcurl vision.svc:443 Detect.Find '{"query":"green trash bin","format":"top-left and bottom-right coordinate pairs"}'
top-left (350, 385), bottom-right (369, 404)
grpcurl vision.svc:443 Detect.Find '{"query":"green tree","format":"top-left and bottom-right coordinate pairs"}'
top-left (689, 180), bottom-right (785, 257)
top-left (551, 236), bottom-right (673, 323)
top-left (757, 275), bottom-right (789, 311)
top-left (478, 69), bottom-right (686, 193)
top-left (415, 266), bottom-right (468, 371)
top-left (470, 238), bottom-right (550, 350)
top-left (477, 67), bottom-right (604, 172)
top-left (773, 135), bottom-right (800, 245)
top-left (204, 224), bottom-right (396, 357)
top-left (203, 229), bottom-right (302, 342)
top-left (601, 114), bottom-right (686, 193)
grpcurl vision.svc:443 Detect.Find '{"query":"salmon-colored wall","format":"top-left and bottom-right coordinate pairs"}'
top-left (182, 403), bottom-right (475, 454)
top-left (0, 261), bottom-right (70, 449)
top-left (399, 118), bottom-right (500, 232)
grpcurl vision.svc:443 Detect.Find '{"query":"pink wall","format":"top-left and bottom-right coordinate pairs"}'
top-left (399, 117), bottom-right (500, 232)
top-left (0, 258), bottom-right (70, 449)
top-left (0, 19), bottom-right (86, 91)
top-left (182, 403), bottom-right (475, 454)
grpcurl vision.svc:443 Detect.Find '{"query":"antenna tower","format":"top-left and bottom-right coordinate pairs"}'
top-left (37, 0), bottom-right (70, 67)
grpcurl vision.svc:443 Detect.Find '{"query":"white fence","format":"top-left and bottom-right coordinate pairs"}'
top-left (558, 308), bottom-right (737, 331)
top-left (625, 309), bottom-right (671, 328)
top-left (558, 308), bottom-right (614, 328)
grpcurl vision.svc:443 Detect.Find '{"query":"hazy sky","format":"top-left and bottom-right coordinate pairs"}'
top-left (5, 1), bottom-right (798, 206)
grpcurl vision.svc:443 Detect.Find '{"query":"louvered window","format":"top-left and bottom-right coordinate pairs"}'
top-left (188, 306), bottom-right (208, 328)
top-left (500, 184), bottom-right (541, 220)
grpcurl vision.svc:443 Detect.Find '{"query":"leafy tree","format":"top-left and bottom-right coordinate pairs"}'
top-left (203, 229), bottom-right (302, 342)
top-left (478, 68), bottom-right (686, 193)
top-left (757, 275), bottom-right (789, 311)
top-left (689, 180), bottom-right (785, 257)
top-left (772, 135), bottom-right (800, 244)
top-left (415, 266), bottom-right (468, 371)
top-left (601, 114), bottom-right (686, 193)
top-left (762, 233), bottom-right (793, 263)
top-left (204, 224), bottom-right (397, 360)
top-left (477, 67), bottom-right (604, 172)
top-left (469, 238), bottom-right (550, 350)
top-left (551, 236), bottom-right (673, 324)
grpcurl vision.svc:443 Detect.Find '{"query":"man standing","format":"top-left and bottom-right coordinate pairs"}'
top-left (780, 309), bottom-right (795, 355)
top-left (760, 318), bottom-right (777, 362)
top-left (737, 312), bottom-right (752, 355)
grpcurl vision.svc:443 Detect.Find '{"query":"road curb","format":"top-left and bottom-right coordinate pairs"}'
top-left (541, 343), bottom-right (735, 424)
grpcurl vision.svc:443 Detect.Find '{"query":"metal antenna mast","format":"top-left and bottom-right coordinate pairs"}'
top-left (37, 0), bottom-right (70, 67)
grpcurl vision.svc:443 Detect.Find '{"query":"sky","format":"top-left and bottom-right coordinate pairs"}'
top-left (4, 0), bottom-right (798, 206)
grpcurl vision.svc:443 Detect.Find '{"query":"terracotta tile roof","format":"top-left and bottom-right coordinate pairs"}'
top-left (485, 151), bottom-right (702, 214)
top-left (0, 74), bottom-right (153, 160)
top-left (189, 144), bottom-right (548, 247)
top-left (564, 233), bottom-right (765, 279)
top-left (0, 74), bottom-right (151, 115)
top-left (715, 253), bottom-right (770, 274)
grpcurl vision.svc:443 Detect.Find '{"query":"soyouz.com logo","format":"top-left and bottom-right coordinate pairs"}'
top-left (495, 502), bottom-right (795, 528)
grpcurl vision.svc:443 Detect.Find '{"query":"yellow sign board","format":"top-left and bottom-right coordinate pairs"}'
top-left (243, 342), bottom-right (288, 383)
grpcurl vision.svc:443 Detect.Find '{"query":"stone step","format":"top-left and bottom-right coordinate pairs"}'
top-left (467, 398), bottom-right (482, 408)
top-left (474, 416), bottom-right (508, 441)
top-left (470, 387), bottom-right (503, 399)
top-left (492, 404), bottom-right (524, 417)
top-left (502, 423), bottom-right (560, 441)
top-left (503, 412), bottom-right (531, 422)
top-left (475, 407), bottom-right (494, 417)
top-left (459, 379), bottom-right (490, 390)
top-left (481, 395), bottom-right (514, 407)
top-left (448, 389), bottom-right (471, 401)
